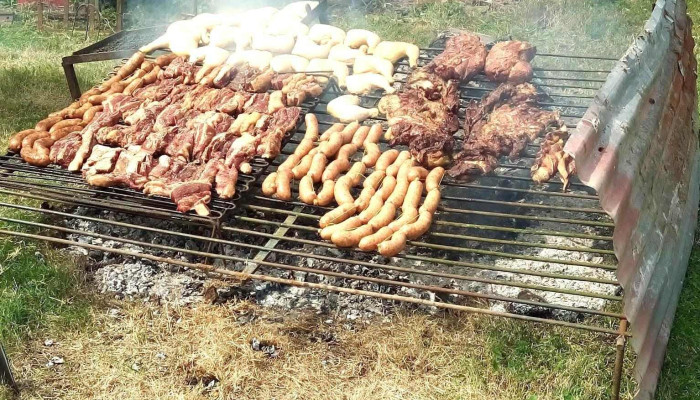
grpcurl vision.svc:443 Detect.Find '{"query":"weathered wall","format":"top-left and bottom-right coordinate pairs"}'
top-left (564, 0), bottom-right (699, 398)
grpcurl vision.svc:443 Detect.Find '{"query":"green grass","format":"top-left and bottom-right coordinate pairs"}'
top-left (0, 1), bottom-right (697, 399)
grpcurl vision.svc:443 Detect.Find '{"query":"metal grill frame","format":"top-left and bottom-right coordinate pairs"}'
top-left (0, 36), bottom-right (635, 399)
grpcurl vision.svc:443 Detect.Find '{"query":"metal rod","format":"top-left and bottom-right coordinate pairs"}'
top-left (611, 318), bottom-right (629, 400)
top-left (235, 215), bottom-right (618, 285)
top-left (0, 229), bottom-right (630, 336)
top-left (0, 200), bottom-right (620, 303)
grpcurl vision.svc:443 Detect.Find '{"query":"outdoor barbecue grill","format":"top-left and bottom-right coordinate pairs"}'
top-left (0, 36), bottom-right (632, 396)
top-left (0, 1), bottom-right (697, 399)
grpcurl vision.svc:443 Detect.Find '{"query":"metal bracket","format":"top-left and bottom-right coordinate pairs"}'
top-left (243, 205), bottom-right (302, 275)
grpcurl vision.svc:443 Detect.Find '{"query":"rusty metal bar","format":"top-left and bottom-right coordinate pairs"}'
top-left (612, 319), bottom-right (629, 400)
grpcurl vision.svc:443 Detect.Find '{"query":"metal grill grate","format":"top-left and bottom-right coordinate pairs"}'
top-left (0, 37), bottom-right (627, 336)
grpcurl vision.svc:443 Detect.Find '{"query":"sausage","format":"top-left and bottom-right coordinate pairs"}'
top-left (314, 180), bottom-right (335, 206)
top-left (116, 52), bottom-right (146, 79)
top-left (319, 203), bottom-right (357, 228)
top-left (123, 68), bottom-right (147, 84)
top-left (361, 143), bottom-right (381, 167)
top-left (35, 116), bottom-right (63, 131)
top-left (9, 129), bottom-right (38, 152)
top-left (318, 132), bottom-right (344, 157)
top-left (375, 149), bottom-right (399, 171)
top-left (377, 175), bottom-right (397, 202)
top-left (308, 152), bottom-right (327, 183)
top-left (298, 175), bottom-right (317, 204)
top-left (362, 124), bottom-right (383, 147)
top-left (358, 195), bottom-right (384, 223)
top-left (319, 123), bottom-right (344, 141)
top-left (385, 151), bottom-right (411, 177)
top-left (20, 136), bottom-right (54, 167)
top-left (143, 65), bottom-right (161, 85)
top-left (363, 170), bottom-right (386, 189)
top-left (50, 125), bottom-right (83, 140)
top-left (387, 208), bottom-right (419, 232)
top-left (358, 226), bottom-right (395, 252)
top-left (98, 74), bottom-right (121, 92)
top-left (292, 149), bottom-right (317, 179)
top-left (322, 157), bottom-right (351, 181)
top-left (337, 143), bottom-right (358, 161)
top-left (262, 172), bottom-right (278, 196)
top-left (387, 161), bottom-right (413, 207)
top-left (419, 189), bottom-right (441, 214)
top-left (354, 187), bottom-right (375, 211)
top-left (278, 154), bottom-right (301, 173)
top-left (346, 162), bottom-right (366, 186)
top-left (140, 60), bottom-right (154, 72)
top-left (425, 167), bottom-right (445, 191)
top-left (123, 77), bottom-right (145, 96)
top-left (339, 121), bottom-right (360, 143)
top-left (402, 180), bottom-right (424, 212)
top-left (49, 119), bottom-right (83, 133)
top-left (407, 166), bottom-right (429, 182)
top-left (331, 224), bottom-right (374, 248)
top-left (334, 176), bottom-right (355, 205)
top-left (320, 216), bottom-right (363, 240)
top-left (21, 131), bottom-right (50, 150)
top-left (78, 87), bottom-right (102, 104)
top-left (350, 125), bottom-right (370, 147)
top-left (49, 102), bottom-right (80, 118)
top-left (399, 210), bottom-right (433, 240)
top-left (82, 105), bottom-right (103, 123)
top-left (304, 113), bottom-right (320, 141)
top-left (68, 102), bottom-right (93, 119)
top-left (274, 170), bottom-right (293, 200)
top-left (369, 203), bottom-right (397, 231)
top-left (293, 139), bottom-right (315, 158)
top-left (155, 53), bottom-right (178, 67)
top-left (377, 231), bottom-right (407, 257)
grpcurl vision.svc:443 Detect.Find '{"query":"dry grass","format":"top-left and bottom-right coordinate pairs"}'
top-left (4, 301), bottom-right (635, 400)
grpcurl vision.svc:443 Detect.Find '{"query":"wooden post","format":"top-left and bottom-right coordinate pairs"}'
top-left (36, 1), bottom-right (43, 31)
top-left (116, 0), bottom-right (123, 31)
top-left (88, 1), bottom-right (95, 33)
top-left (63, 2), bottom-right (69, 28)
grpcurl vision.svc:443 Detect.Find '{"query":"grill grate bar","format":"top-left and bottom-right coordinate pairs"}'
top-left (0, 228), bottom-right (629, 336)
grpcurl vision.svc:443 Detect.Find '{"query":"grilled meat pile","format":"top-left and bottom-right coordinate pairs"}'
top-left (530, 126), bottom-right (576, 189)
top-left (449, 83), bottom-right (562, 179)
top-left (378, 33), bottom-right (484, 168)
top-left (10, 52), bottom-right (322, 215)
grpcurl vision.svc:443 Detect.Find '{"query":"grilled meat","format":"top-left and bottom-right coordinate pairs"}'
top-left (484, 41), bottom-right (536, 84)
top-left (450, 102), bottom-right (561, 179)
top-left (531, 126), bottom-right (576, 190)
top-left (426, 33), bottom-right (487, 81)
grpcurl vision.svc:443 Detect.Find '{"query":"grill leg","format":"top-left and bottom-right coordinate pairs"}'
top-left (0, 343), bottom-right (18, 394)
top-left (611, 318), bottom-right (628, 400)
top-left (63, 60), bottom-right (81, 100)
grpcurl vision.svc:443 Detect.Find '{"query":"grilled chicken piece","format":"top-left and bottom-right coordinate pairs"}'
top-left (327, 95), bottom-right (378, 123)
top-left (308, 24), bottom-right (345, 46)
top-left (208, 25), bottom-right (251, 50)
top-left (373, 41), bottom-right (420, 68)
top-left (139, 20), bottom-right (206, 56)
top-left (293, 35), bottom-right (332, 60)
top-left (344, 29), bottom-right (380, 53)
top-left (271, 55), bottom-right (310, 73)
top-left (189, 46), bottom-right (230, 83)
top-left (353, 55), bottom-right (394, 82)
top-left (252, 33), bottom-right (296, 54)
top-left (485, 41), bottom-right (537, 84)
top-left (531, 126), bottom-right (576, 190)
top-left (346, 73), bottom-right (395, 95)
top-left (329, 44), bottom-right (368, 65)
top-left (306, 58), bottom-right (349, 87)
